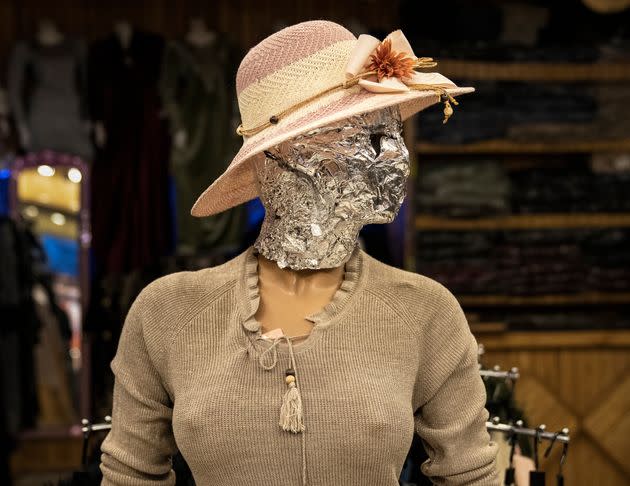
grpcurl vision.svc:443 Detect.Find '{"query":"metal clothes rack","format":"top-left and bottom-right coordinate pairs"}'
top-left (82, 416), bottom-right (571, 446)
top-left (487, 417), bottom-right (570, 445)
top-left (479, 365), bottom-right (520, 381)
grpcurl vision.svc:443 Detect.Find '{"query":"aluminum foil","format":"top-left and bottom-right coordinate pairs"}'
top-left (253, 106), bottom-right (410, 270)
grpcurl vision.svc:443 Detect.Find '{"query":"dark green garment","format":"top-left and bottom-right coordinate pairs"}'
top-left (159, 37), bottom-right (244, 254)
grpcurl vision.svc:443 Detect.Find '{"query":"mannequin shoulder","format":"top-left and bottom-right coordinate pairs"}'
top-left (360, 251), bottom-right (461, 315)
top-left (133, 251), bottom-right (245, 316)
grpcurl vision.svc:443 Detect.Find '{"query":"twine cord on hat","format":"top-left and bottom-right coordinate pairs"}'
top-left (236, 55), bottom-right (455, 137)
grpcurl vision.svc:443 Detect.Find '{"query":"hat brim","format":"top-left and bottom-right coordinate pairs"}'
top-left (190, 84), bottom-right (474, 217)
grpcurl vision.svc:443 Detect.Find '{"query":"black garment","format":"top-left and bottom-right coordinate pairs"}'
top-left (0, 216), bottom-right (51, 486)
top-left (159, 37), bottom-right (244, 254)
top-left (87, 30), bottom-right (173, 276)
top-left (530, 471), bottom-right (546, 485)
top-left (86, 30), bottom-right (175, 414)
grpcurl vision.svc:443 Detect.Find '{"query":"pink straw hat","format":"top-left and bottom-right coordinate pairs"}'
top-left (190, 20), bottom-right (474, 217)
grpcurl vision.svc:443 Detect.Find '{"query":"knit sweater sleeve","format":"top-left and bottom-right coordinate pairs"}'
top-left (413, 286), bottom-right (499, 485)
top-left (100, 285), bottom-right (178, 485)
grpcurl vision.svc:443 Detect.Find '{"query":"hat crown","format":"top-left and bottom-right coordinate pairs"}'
top-left (236, 21), bottom-right (355, 95)
top-left (235, 21), bottom-right (357, 131)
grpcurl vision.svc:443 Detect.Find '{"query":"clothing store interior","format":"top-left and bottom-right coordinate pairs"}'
top-left (1, 0), bottom-right (629, 485)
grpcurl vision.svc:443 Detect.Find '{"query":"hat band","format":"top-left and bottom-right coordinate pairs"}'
top-left (236, 55), bottom-right (458, 138)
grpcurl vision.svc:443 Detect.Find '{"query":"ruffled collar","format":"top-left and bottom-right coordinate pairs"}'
top-left (236, 245), bottom-right (364, 351)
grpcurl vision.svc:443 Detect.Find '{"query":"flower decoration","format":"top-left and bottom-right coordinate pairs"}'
top-left (345, 30), bottom-right (460, 123)
top-left (368, 39), bottom-right (416, 82)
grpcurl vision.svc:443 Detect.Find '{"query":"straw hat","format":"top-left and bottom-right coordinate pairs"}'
top-left (190, 20), bottom-right (474, 217)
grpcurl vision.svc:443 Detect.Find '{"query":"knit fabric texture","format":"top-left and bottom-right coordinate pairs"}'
top-left (100, 245), bottom-right (499, 485)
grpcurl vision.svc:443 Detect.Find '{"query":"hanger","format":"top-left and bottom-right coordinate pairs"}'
top-left (557, 441), bottom-right (568, 486)
top-left (543, 429), bottom-right (569, 486)
top-left (529, 425), bottom-right (546, 485)
top-left (503, 429), bottom-right (517, 485)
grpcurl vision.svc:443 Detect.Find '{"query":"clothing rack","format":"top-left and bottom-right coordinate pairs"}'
top-left (487, 417), bottom-right (570, 445)
top-left (81, 416), bottom-right (111, 434)
top-left (82, 415), bottom-right (570, 445)
top-left (479, 365), bottom-right (520, 381)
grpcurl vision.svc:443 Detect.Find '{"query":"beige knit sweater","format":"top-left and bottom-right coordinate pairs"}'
top-left (100, 245), bottom-right (499, 485)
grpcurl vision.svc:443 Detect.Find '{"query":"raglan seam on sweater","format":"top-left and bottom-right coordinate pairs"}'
top-left (363, 284), bottom-right (452, 412)
top-left (415, 299), bottom-right (459, 409)
top-left (363, 288), bottom-right (417, 338)
top-left (163, 279), bottom-right (237, 389)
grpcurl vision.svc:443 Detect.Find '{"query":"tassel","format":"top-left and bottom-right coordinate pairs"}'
top-left (280, 369), bottom-right (305, 433)
top-left (440, 91), bottom-right (459, 124)
top-left (442, 99), bottom-right (453, 124)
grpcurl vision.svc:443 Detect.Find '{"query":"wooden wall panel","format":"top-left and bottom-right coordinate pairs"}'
top-left (479, 330), bottom-right (630, 483)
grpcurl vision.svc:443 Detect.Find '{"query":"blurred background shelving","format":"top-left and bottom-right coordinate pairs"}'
top-left (402, 10), bottom-right (630, 479)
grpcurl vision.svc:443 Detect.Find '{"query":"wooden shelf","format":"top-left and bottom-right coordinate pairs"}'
top-left (458, 293), bottom-right (630, 306)
top-left (469, 321), bottom-right (509, 334)
top-left (437, 59), bottom-right (630, 82)
top-left (478, 329), bottom-right (630, 349)
top-left (415, 213), bottom-right (630, 231)
top-left (416, 139), bottom-right (630, 154)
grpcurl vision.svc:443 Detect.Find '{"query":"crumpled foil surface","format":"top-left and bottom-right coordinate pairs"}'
top-left (253, 106), bottom-right (410, 270)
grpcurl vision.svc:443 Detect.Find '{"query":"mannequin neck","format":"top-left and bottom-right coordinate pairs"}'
top-left (36, 21), bottom-right (64, 46)
top-left (114, 20), bottom-right (133, 49)
top-left (256, 252), bottom-right (344, 296)
top-left (186, 18), bottom-right (215, 47)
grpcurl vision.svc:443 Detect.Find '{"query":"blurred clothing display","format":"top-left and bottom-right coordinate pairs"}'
top-left (401, 0), bottom-right (629, 61)
top-left (416, 82), bottom-right (597, 144)
top-left (590, 152), bottom-right (630, 173)
top-left (159, 36), bottom-right (244, 254)
top-left (417, 162), bottom-right (630, 216)
top-left (7, 39), bottom-right (92, 160)
top-left (32, 282), bottom-right (75, 426)
top-left (511, 167), bottom-right (630, 213)
top-left (417, 228), bottom-right (630, 299)
top-left (87, 29), bottom-right (173, 275)
top-left (508, 85), bottom-right (630, 142)
top-left (0, 215), bottom-right (73, 483)
top-left (417, 161), bottom-right (510, 216)
top-left (0, 217), bottom-right (42, 436)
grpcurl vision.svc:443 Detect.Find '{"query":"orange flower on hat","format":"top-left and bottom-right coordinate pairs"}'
top-left (345, 30), bottom-right (454, 95)
top-left (367, 39), bottom-right (415, 82)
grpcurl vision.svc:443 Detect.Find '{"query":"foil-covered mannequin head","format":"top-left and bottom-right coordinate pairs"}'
top-left (253, 106), bottom-right (410, 270)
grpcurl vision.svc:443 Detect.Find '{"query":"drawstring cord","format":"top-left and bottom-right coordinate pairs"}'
top-left (256, 334), bottom-right (308, 485)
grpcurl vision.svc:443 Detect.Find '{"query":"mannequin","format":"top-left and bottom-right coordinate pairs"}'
top-left (158, 23), bottom-right (243, 254)
top-left (7, 19), bottom-right (92, 159)
top-left (100, 21), bottom-right (498, 486)
top-left (172, 17), bottom-right (217, 150)
top-left (15, 19), bottom-right (64, 147)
